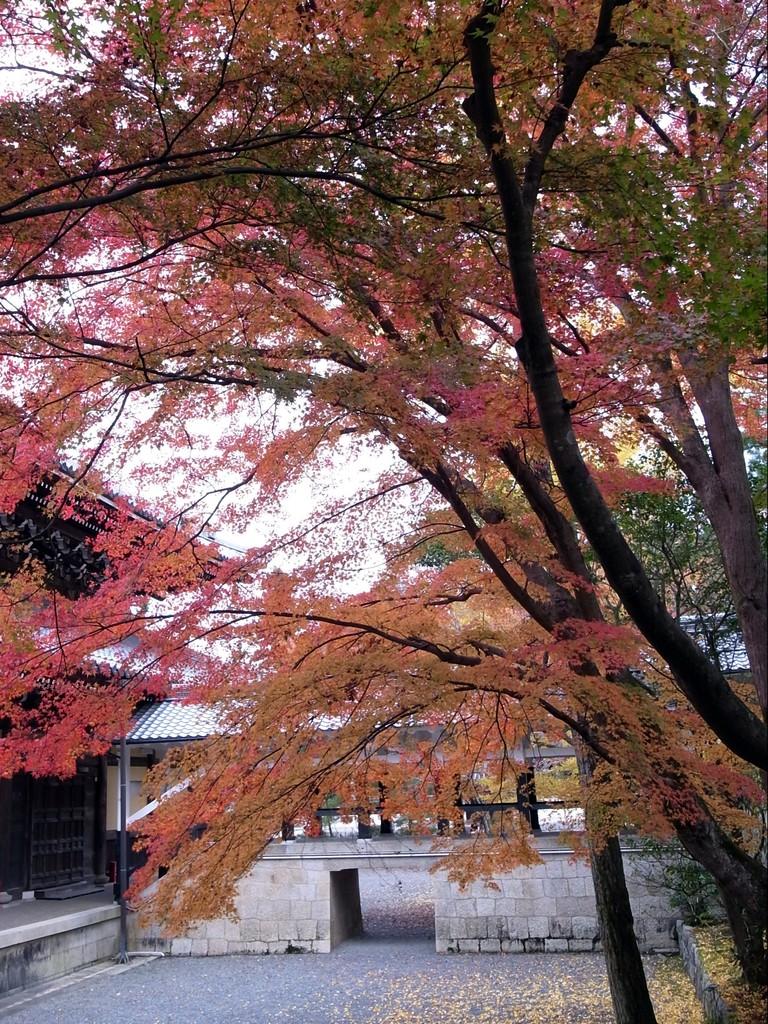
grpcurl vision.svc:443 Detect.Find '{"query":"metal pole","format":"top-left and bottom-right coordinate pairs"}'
top-left (117, 733), bottom-right (129, 963)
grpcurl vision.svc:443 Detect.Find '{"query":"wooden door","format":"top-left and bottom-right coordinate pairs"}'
top-left (30, 775), bottom-right (88, 889)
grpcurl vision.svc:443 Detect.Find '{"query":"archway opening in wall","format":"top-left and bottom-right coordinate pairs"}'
top-left (357, 864), bottom-right (436, 943)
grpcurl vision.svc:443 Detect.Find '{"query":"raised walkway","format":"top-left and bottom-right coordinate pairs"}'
top-left (0, 889), bottom-right (119, 996)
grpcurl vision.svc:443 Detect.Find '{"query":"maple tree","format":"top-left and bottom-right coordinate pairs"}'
top-left (0, 0), bottom-right (766, 1009)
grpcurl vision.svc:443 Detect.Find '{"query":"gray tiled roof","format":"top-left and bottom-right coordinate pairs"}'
top-left (714, 634), bottom-right (750, 674)
top-left (127, 699), bottom-right (218, 743)
top-left (679, 616), bottom-right (750, 675)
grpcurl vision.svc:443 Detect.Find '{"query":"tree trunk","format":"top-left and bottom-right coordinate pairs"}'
top-left (580, 745), bottom-right (658, 1024)
top-left (650, 351), bottom-right (768, 718)
top-left (720, 886), bottom-right (767, 989)
top-left (674, 813), bottom-right (768, 986)
top-left (515, 325), bottom-right (767, 768)
top-left (678, 359), bottom-right (768, 719)
top-left (590, 836), bottom-right (658, 1024)
top-left (460, 0), bottom-right (766, 992)
top-left (462, 0), bottom-right (767, 770)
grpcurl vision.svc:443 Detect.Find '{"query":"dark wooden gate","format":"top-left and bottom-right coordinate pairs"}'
top-left (29, 774), bottom-right (91, 889)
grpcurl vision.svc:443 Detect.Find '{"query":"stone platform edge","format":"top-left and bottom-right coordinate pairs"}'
top-left (0, 904), bottom-right (120, 951)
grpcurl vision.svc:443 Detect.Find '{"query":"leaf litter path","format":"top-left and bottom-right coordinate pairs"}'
top-left (1, 944), bottom-right (703, 1024)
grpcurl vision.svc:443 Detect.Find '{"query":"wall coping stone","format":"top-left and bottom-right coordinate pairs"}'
top-left (261, 834), bottom-right (646, 866)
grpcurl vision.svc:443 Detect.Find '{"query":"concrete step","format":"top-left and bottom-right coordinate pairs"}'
top-left (33, 882), bottom-right (105, 900)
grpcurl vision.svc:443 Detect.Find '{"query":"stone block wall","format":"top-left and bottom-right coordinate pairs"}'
top-left (131, 837), bottom-right (677, 957)
top-left (0, 905), bottom-right (120, 995)
top-left (433, 846), bottom-right (676, 953)
top-left (131, 858), bottom-right (338, 955)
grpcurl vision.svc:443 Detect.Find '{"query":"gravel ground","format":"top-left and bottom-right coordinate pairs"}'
top-left (358, 865), bottom-right (436, 939)
top-left (0, 868), bottom-right (700, 1024)
top-left (2, 943), bottom-right (622, 1024)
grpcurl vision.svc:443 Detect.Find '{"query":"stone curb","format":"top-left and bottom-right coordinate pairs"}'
top-left (676, 922), bottom-right (735, 1023)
